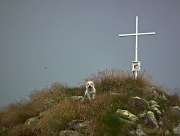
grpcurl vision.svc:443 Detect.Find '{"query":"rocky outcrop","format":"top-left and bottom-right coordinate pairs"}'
top-left (23, 90), bottom-right (180, 136)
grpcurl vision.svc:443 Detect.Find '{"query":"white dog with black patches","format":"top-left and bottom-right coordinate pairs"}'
top-left (84, 79), bottom-right (96, 99)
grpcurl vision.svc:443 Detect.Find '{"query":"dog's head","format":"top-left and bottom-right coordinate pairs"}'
top-left (85, 79), bottom-right (94, 91)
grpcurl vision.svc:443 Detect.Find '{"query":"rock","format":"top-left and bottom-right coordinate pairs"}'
top-left (143, 117), bottom-right (149, 125)
top-left (71, 96), bottom-right (84, 103)
top-left (171, 106), bottom-right (180, 115)
top-left (118, 117), bottom-right (135, 124)
top-left (68, 120), bottom-right (90, 131)
top-left (129, 130), bottom-right (136, 135)
top-left (44, 99), bottom-right (55, 109)
top-left (173, 124), bottom-right (180, 135)
top-left (129, 125), bottom-right (147, 136)
top-left (131, 96), bottom-right (149, 110)
top-left (116, 109), bottom-right (138, 122)
top-left (150, 105), bottom-right (162, 118)
top-left (38, 112), bottom-right (46, 118)
top-left (147, 111), bottom-right (159, 128)
top-left (149, 87), bottom-right (160, 99)
top-left (139, 112), bottom-right (148, 125)
top-left (158, 121), bottom-right (163, 128)
top-left (162, 93), bottom-right (168, 101)
top-left (110, 92), bottom-right (121, 96)
top-left (59, 130), bottom-right (84, 136)
top-left (25, 116), bottom-right (40, 125)
top-left (135, 128), bottom-right (147, 136)
top-left (50, 132), bottom-right (59, 136)
top-left (164, 130), bottom-right (170, 135)
top-left (149, 100), bottom-right (158, 106)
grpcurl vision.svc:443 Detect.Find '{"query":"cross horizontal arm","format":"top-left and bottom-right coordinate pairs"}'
top-left (119, 32), bottom-right (155, 37)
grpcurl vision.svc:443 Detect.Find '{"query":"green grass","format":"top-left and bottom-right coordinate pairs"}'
top-left (0, 68), bottom-right (179, 136)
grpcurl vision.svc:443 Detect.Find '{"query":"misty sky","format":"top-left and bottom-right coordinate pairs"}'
top-left (0, 0), bottom-right (180, 107)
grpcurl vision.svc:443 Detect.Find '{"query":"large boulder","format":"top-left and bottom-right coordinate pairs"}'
top-left (59, 130), bottom-right (84, 136)
top-left (116, 109), bottom-right (138, 122)
top-left (147, 111), bottom-right (159, 128)
top-left (131, 96), bottom-right (149, 110)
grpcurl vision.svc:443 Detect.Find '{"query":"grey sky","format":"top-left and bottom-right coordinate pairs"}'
top-left (0, 0), bottom-right (180, 107)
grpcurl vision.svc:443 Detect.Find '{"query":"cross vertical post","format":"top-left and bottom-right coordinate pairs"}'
top-left (119, 16), bottom-right (155, 79)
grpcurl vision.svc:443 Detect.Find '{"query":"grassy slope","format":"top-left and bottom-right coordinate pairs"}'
top-left (0, 69), bottom-right (179, 136)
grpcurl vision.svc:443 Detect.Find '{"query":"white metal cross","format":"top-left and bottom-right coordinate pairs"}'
top-left (119, 16), bottom-right (155, 79)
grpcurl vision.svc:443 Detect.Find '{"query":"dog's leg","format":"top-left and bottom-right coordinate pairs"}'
top-left (84, 91), bottom-right (87, 99)
top-left (92, 94), bottom-right (95, 99)
top-left (87, 93), bottom-right (91, 100)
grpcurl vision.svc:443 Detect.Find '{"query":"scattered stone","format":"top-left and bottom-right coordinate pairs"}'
top-left (149, 100), bottom-right (158, 106)
top-left (173, 124), bottom-right (180, 135)
top-left (135, 128), bottom-right (147, 136)
top-left (162, 93), bottom-right (168, 101)
top-left (171, 106), bottom-right (180, 115)
top-left (139, 112), bottom-right (146, 118)
top-left (25, 116), bottom-right (40, 125)
top-left (147, 111), bottom-right (159, 128)
top-left (59, 130), bottom-right (84, 136)
top-left (129, 130), bottom-right (136, 135)
top-left (150, 105), bottom-right (162, 118)
top-left (164, 130), bottom-right (170, 135)
top-left (68, 120), bottom-right (90, 131)
top-left (44, 98), bottom-right (55, 109)
top-left (71, 96), bottom-right (84, 103)
top-left (129, 125), bottom-right (147, 136)
top-left (131, 96), bottom-right (149, 110)
top-left (158, 121), bottom-right (163, 128)
top-left (148, 87), bottom-right (159, 100)
top-left (139, 112), bottom-right (148, 124)
top-left (50, 132), bottom-right (59, 136)
top-left (143, 117), bottom-right (149, 125)
top-left (110, 92), bottom-right (121, 96)
top-left (39, 112), bottom-right (46, 118)
top-left (116, 109), bottom-right (138, 122)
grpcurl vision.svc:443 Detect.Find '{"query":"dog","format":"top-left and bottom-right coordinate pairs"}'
top-left (84, 79), bottom-right (96, 99)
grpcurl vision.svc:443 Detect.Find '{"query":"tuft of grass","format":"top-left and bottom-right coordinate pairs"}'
top-left (0, 69), bottom-right (179, 136)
